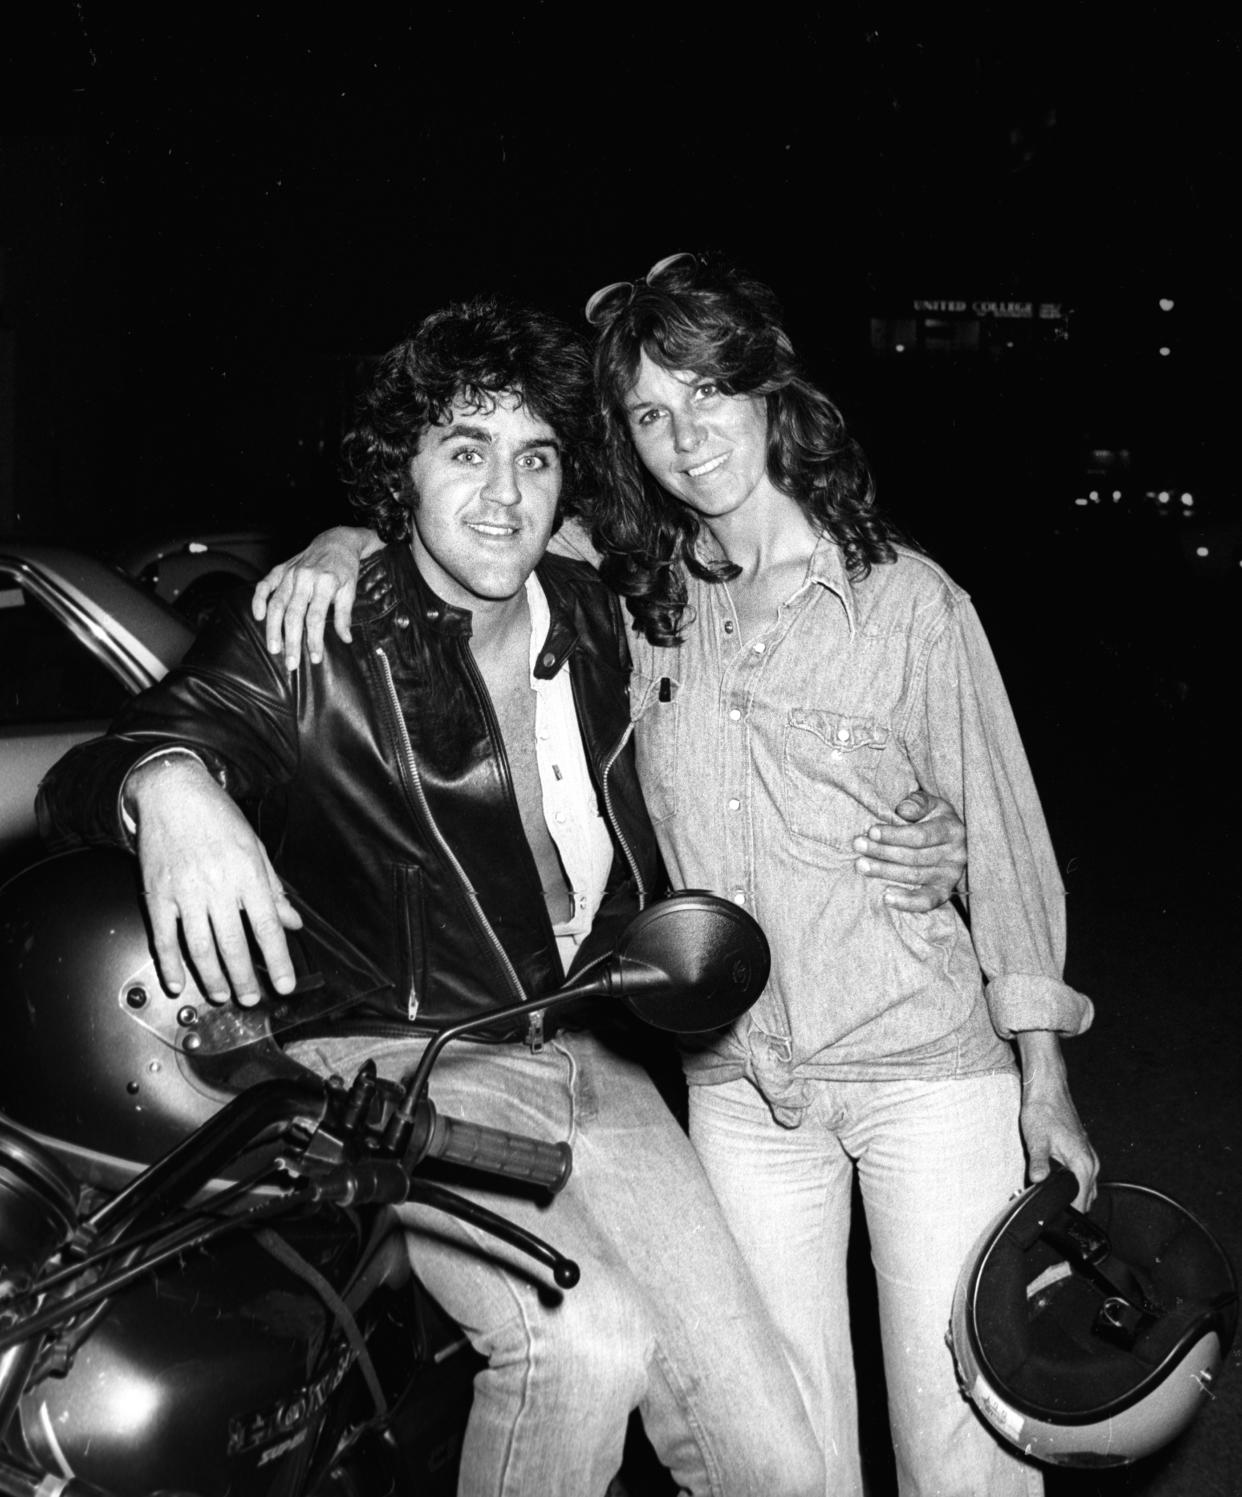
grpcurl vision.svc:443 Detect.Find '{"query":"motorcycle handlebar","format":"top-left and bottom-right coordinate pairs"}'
top-left (425, 1111), bottom-right (573, 1194)
top-left (308, 1101), bottom-right (573, 1206)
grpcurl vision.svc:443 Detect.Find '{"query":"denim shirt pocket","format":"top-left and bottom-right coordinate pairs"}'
top-left (781, 707), bottom-right (890, 850)
top-left (630, 670), bottom-right (680, 824)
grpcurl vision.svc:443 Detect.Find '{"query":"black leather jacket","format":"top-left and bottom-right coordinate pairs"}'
top-left (38, 545), bottom-right (664, 1035)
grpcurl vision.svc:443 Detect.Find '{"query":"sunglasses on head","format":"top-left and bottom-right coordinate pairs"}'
top-left (584, 252), bottom-right (697, 327)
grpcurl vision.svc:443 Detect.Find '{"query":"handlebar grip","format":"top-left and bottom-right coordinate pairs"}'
top-left (427, 1111), bottom-right (573, 1194)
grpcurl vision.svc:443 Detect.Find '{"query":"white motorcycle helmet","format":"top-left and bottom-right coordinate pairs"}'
top-left (950, 1165), bottom-right (1237, 1466)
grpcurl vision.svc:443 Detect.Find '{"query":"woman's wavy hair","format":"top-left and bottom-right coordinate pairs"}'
top-left (590, 253), bottom-right (901, 644)
top-left (342, 295), bottom-right (598, 543)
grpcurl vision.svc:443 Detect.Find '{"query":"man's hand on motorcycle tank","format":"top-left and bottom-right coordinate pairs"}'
top-left (125, 755), bottom-right (303, 1005)
top-left (252, 526), bottom-right (380, 670)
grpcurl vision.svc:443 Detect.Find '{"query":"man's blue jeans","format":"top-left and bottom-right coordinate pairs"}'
top-left (289, 1029), bottom-right (822, 1497)
top-left (690, 1071), bottom-right (1044, 1497)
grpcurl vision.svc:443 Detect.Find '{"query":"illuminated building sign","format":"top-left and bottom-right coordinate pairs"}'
top-left (913, 299), bottom-right (1066, 320)
top-left (871, 299), bottom-right (1069, 354)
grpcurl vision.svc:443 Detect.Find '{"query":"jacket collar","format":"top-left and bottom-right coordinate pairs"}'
top-left (356, 543), bottom-right (581, 670)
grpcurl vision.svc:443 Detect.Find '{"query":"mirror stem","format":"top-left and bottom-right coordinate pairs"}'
top-left (382, 958), bottom-right (675, 1156)
top-left (384, 997), bottom-right (551, 1154)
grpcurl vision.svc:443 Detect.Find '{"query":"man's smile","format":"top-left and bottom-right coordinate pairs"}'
top-left (466, 519), bottom-right (521, 536)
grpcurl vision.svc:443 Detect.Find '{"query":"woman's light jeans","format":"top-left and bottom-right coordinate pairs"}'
top-left (690, 1071), bottom-right (1044, 1497)
top-left (289, 1029), bottom-right (822, 1497)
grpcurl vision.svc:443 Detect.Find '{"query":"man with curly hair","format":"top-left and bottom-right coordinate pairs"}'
top-left (39, 296), bottom-right (833, 1496)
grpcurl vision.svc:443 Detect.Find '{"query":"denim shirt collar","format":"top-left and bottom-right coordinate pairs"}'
top-left (804, 533), bottom-right (858, 638)
top-left (689, 528), bottom-right (858, 636)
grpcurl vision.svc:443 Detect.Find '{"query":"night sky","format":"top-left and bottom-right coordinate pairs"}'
top-left (4, 8), bottom-right (1238, 548)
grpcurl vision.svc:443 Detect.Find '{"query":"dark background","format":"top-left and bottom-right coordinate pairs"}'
top-left (3, 8), bottom-right (1239, 1494)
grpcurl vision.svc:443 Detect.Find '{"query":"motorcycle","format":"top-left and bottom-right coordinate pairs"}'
top-left (0, 848), bottom-right (771, 1497)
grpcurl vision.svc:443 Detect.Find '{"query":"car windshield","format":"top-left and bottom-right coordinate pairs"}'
top-left (0, 579), bottom-right (131, 724)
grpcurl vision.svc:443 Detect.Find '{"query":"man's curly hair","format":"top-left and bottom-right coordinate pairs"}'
top-left (590, 254), bottom-right (902, 645)
top-left (342, 296), bottom-right (598, 543)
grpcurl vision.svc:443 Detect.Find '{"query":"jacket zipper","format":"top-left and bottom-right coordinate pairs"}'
top-left (374, 647), bottom-right (528, 1017)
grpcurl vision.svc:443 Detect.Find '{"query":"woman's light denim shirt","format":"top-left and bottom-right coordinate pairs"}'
top-left (628, 537), bottom-right (1092, 1121)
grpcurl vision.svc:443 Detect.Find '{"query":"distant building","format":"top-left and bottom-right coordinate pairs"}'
top-left (870, 298), bottom-right (1071, 357)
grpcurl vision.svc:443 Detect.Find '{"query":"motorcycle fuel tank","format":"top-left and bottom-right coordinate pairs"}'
top-left (18, 1215), bottom-right (364, 1497)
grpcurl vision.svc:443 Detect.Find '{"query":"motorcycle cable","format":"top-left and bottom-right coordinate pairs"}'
top-left (0, 1191), bottom-right (305, 1355)
top-left (405, 1179), bottom-right (581, 1288)
top-left (84, 1077), bottom-right (327, 1241)
top-left (16, 1163), bottom-right (291, 1304)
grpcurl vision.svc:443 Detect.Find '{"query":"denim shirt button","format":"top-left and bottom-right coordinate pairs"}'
top-left (729, 708), bottom-right (741, 722)
top-left (723, 620), bottom-right (735, 634)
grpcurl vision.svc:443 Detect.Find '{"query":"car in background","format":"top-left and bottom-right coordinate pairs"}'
top-left (0, 541), bottom-right (194, 878)
top-left (113, 530), bottom-right (277, 630)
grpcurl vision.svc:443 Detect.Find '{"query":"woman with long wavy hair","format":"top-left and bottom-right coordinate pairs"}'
top-left (582, 251), bottom-right (1096, 1497)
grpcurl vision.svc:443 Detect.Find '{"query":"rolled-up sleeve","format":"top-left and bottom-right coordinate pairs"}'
top-left (910, 596), bottom-right (1093, 1039)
